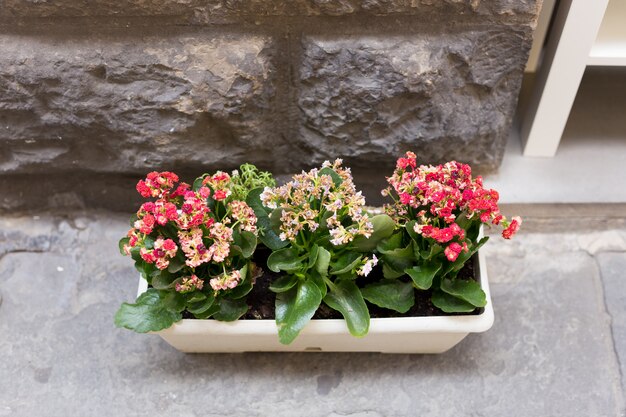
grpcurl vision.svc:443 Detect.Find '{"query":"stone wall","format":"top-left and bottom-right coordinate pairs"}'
top-left (0, 1), bottom-right (541, 211)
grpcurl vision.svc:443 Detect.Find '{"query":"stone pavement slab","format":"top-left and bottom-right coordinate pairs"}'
top-left (0, 213), bottom-right (624, 416)
top-left (598, 252), bottom-right (626, 398)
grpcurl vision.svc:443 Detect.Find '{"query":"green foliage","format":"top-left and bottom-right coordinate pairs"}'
top-left (375, 217), bottom-right (488, 314)
top-left (352, 214), bottom-right (395, 252)
top-left (276, 280), bottom-right (323, 345)
top-left (246, 187), bottom-right (289, 251)
top-left (230, 163), bottom-right (276, 201)
top-left (324, 280), bottom-right (370, 337)
top-left (361, 280), bottom-right (415, 313)
top-left (405, 262), bottom-right (441, 290)
top-left (114, 289), bottom-right (182, 333)
top-left (117, 160), bottom-right (492, 345)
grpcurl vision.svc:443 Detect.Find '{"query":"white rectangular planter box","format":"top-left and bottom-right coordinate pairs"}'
top-left (137, 250), bottom-right (494, 354)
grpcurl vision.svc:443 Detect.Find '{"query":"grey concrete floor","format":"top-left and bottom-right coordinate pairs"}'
top-left (1, 211), bottom-right (626, 416)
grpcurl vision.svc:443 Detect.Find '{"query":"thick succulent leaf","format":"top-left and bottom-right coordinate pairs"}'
top-left (114, 289), bottom-right (181, 333)
top-left (382, 262), bottom-right (406, 279)
top-left (308, 244), bottom-right (320, 269)
top-left (269, 274), bottom-right (299, 293)
top-left (193, 303), bottom-right (221, 319)
top-left (431, 289), bottom-right (477, 313)
top-left (323, 280), bottom-right (370, 337)
top-left (405, 262), bottom-right (442, 290)
top-left (235, 230), bottom-right (257, 259)
top-left (315, 247), bottom-right (331, 276)
top-left (352, 214), bottom-right (396, 252)
top-left (187, 293), bottom-right (216, 315)
top-left (118, 237), bottom-right (130, 256)
top-left (267, 248), bottom-right (303, 273)
top-left (213, 298), bottom-right (249, 321)
top-left (228, 264), bottom-right (253, 299)
top-left (275, 279), bottom-right (323, 345)
top-left (167, 255), bottom-right (186, 273)
top-left (163, 291), bottom-right (186, 313)
top-left (151, 270), bottom-right (178, 290)
top-left (405, 220), bottom-right (420, 243)
top-left (246, 188), bottom-right (288, 250)
top-left (329, 252), bottom-right (361, 275)
top-left (360, 280), bottom-right (414, 313)
top-left (377, 232), bottom-right (404, 253)
top-left (440, 278), bottom-right (486, 307)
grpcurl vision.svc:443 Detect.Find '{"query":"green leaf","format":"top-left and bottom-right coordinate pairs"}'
top-left (118, 237), bottom-right (130, 256)
top-left (308, 244), bottom-right (320, 269)
top-left (329, 252), bottom-right (361, 275)
top-left (377, 231), bottom-right (404, 253)
top-left (309, 269), bottom-right (328, 298)
top-left (269, 208), bottom-right (283, 233)
top-left (324, 280), bottom-right (370, 337)
top-left (187, 291), bottom-right (207, 303)
top-left (213, 298), bottom-right (249, 321)
top-left (319, 167), bottom-right (343, 187)
top-left (276, 279), bottom-right (323, 345)
top-left (163, 291), bottom-right (186, 312)
top-left (361, 280), bottom-right (415, 313)
top-left (405, 262), bottom-right (442, 290)
top-left (259, 231), bottom-right (289, 251)
top-left (238, 230), bottom-right (258, 259)
top-left (440, 278), bottom-right (486, 307)
top-left (315, 247), bottom-right (331, 276)
top-left (192, 176), bottom-right (205, 191)
top-left (130, 247), bottom-right (142, 263)
top-left (267, 248), bottom-right (303, 273)
top-left (167, 254), bottom-right (186, 273)
top-left (114, 289), bottom-right (182, 333)
top-left (187, 293), bottom-right (216, 315)
top-left (419, 243), bottom-right (444, 261)
top-left (380, 241), bottom-right (414, 275)
top-left (431, 289), bottom-right (477, 313)
top-left (269, 275), bottom-right (299, 293)
top-left (151, 270), bottom-right (178, 290)
top-left (192, 301), bottom-right (220, 319)
top-left (143, 236), bottom-right (155, 250)
top-left (228, 264), bottom-right (253, 299)
top-left (405, 220), bottom-right (420, 242)
top-left (382, 262), bottom-right (406, 279)
top-left (352, 214), bottom-right (396, 252)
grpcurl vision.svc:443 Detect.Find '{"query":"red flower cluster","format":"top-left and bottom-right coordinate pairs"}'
top-left (123, 170), bottom-right (258, 293)
top-left (384, 152), bottom-right (521, 261)
top-left (203, 171), bottom-right (232, 201)
top-left (136, 171), bottom-right (179, 198)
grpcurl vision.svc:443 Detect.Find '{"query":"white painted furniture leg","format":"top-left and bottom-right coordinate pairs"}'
top-left (521, 0), bottom-right (609, 157)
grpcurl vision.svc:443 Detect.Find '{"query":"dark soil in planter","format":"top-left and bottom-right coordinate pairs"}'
top-left (239, 247), bottom-right (482, 320)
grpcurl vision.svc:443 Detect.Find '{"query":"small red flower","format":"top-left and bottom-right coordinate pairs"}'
top-left (502, 216), bottom-right (522, 239)
top-left (444, 243), bottom-right (462, 262)
top-left (214, 189), bottom-right (228, 201)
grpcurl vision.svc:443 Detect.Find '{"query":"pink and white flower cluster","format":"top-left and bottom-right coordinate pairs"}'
top-left (209, 269), bottom-right (242, 291)
top-left (384, 152), bottom-right (521, 262)
top-left (261, 159), bottom-right (373, 246)
top-left (123, 170), bottom-right (258, 294)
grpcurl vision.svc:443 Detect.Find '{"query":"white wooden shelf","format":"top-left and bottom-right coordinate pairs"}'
top-left (589, 0), bottom-right (626, 66)
top-left (520, 0), bottom-right (625, 157)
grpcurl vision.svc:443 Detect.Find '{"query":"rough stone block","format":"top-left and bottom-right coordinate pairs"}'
top-left (0, 0), bottom-right (541, 21)
top-left (0, 33), bottom-right (284, 175)
top-left (298, 31), bottom-right (530, 171)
